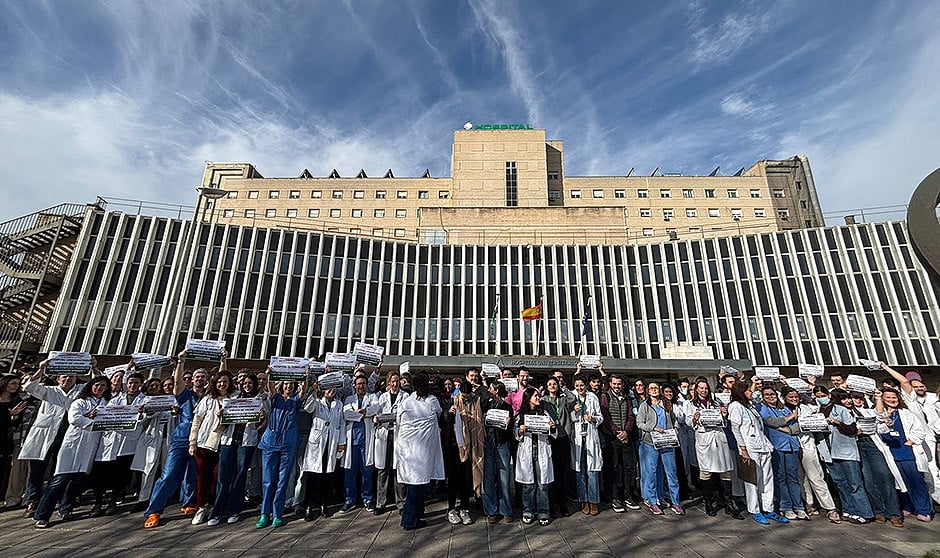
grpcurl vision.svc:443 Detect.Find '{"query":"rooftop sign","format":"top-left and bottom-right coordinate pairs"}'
top-left (463, 122), bottom-right (533, 131)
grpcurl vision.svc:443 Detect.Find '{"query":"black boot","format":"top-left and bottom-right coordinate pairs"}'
top-left (721, 480), bottom-right (743, 520)
top-left (321, 504), bottom-right (332, 518)
top-left (702, 479), bottom-right (716, 516)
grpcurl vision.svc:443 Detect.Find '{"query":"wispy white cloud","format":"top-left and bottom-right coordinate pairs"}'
top-left (686, 0), bottom-right (771, 66)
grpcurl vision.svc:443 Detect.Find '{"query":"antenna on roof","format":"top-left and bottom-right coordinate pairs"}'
top-left (357, 169), bottom-right (368, 178)
top-left (328, 169), bottom-right (341, 178)
top-left (650, 167), bottom-right (660, 177)
top-left (626, 167), bottom-right (635, 177)
top-left (299, 168), bottom-right (313, 179)
top-left (383, 169), bottom-right (394, 178)
top-left (708, 166), bottom-right (720, 177)
top-left (733, 167), bottom-right (745, 176)
top-left (422, 169), bottom-right (431, 178)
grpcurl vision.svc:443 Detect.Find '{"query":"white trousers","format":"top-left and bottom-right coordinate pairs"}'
top-left (799, 447), bottom-right (835, 510)
top-left (743, 451), bottom-right (774, 514)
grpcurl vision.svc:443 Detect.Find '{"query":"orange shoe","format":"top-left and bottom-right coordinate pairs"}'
top-left (144, 513), bottom-right (161, 528)
top-left (180, 506), bottom-right (198, 516)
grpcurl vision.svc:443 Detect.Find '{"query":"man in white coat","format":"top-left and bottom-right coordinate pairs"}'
top-left (373, 372), bottom-right (409, 514)
top-left (339, 375), bottom-right (379, 514)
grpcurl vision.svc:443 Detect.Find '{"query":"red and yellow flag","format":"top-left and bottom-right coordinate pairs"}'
top-left (521, 301), bottom-right (543, 322)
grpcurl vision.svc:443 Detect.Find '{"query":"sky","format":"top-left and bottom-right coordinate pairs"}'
top-left (1, 0), bottom-right (938, 224)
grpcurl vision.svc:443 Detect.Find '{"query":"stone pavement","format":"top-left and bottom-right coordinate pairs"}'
top-left (2, 499), bottom-right (938, 558)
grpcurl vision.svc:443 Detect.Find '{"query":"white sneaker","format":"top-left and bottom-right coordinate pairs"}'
top-left (448, 509), bottom-right (461, 524)
top-left (191, 506), bottom-right (208, 525)
top-left (795, 510), bottom-right (809, 520)
top-left (207, 517), bottom-right (220, 526)
top-left (459, 509), bottom-right (473, 525)
top-left (227, 515), bottom-right (240, 524)
top-left (783, 510), bottom-right (797, 520)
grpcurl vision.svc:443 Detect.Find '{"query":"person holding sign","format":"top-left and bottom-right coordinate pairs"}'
top-left (816, 389), bottom-right (873, 524)
top-left (373, 371), bottom-right (409, 515)
top-left (727, 380), bottom-right (787, 525)
top-left (568, 376), bottom-right (603, 516)
top-left (845, 391), bottom-right (903, 526)
top-left (599, 374), bottom-right (639, 514)
top-left (132, 378), bottom-right (172, 508)
top-left (188, 370), bottom-right (236, 525)
top-left (396, 373), bottom-right (445, 531)
top-left (780, 389), bottom-right (839, 523)
top-left (256, 376), bottom-right (308, 528)
top-left (34, 375), bottom-right (111, 528)
top-left (515, 387), bottom-right (556, 526)
top-left (685, 379), bottom-right (738, 518)
top-left (757, 387), bottom-right (808, 520)
top-left (443, 379), bottom-right (485, 525)
top-left (543, 375), bottom-right (573, 518)
top-left (635, 382), bottom-right (683, 516)
top-left (339, 375), bottom-right (380, 515)
top-left (301, 381), bottom-right (344, 520)
top-left (876, 388), bottom-right (933, 522)
top-left (481, 379), bottom-right (514, 523)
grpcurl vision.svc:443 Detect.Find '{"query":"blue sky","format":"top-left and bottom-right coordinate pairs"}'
top-left (1, 0), bottom-right (938, 224)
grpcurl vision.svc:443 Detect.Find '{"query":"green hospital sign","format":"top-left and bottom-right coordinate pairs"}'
top-left (463, 123), bottom-right (534, 131)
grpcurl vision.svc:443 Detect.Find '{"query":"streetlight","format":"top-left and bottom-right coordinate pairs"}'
top-left (195, 185), bottom-right (231, 224)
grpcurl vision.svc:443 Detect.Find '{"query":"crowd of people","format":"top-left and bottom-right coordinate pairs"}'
top-left (0, 351), bottom-right (938, 534)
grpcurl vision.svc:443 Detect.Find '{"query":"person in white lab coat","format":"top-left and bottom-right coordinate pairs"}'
top-left (568, 376), bottom-right (603, 515)
top-left (685, 379), bottom-right (738, 518)
top-left (90, 371), bottom-right (146, 516)
top-left (33, 375), bottom-right (111, 528)
top-left (395, 373), bottom-right (444, 531)
top-left (338, 376), bottom-right (379, 514)
top-left (132, 378), bottom-right (171, 510)
top-left (300, 385), bottom-right (343, 520)
top-left (514, 386), bottom-right (556, 526)
top-left (373, 371), bottom-right (409, 515)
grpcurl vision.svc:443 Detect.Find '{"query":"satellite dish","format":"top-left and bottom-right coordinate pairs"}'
top-left (463, 122), bottom-right (473, 130)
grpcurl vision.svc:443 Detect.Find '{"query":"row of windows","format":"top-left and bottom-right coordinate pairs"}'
top-left (228, 208), bottom-right (414, 219)
top-left (637, 208), bottom-right (789, 219)
top-left (232, 189), bottom-right (450, 200)
top-left (569, 187), bottom-right (788, 199)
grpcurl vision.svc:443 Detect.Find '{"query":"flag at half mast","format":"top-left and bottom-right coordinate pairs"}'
top-left (521, 301), bottom-right (543, 322)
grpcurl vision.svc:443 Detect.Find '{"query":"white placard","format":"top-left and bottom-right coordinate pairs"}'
top-left (844, 374), bottom-right (877, 394)
top-left (353, 342), bottom-right (384, 366)
top-left (697, 407), bottom-right (724, 428)
top-left (376, 412), bottom-right (396, 425)
top-left (798, 413), bottom-right (829, 433)
top-left (142, 395), bottom-right (177, 413)
top-left (859, 359), bottom-right (882, 371)
top-left (481, 363), bottom-right (501, 379)
top-left (103, 365), bottom-right (127, 379)
top-left (132, 353), bottom-right (172, 370)
top-left (579, 355), bottom-right (599, 369)
top-left (269, 356), bottom-right (310, 381)
top-left (714, 392), bottom-right (731, 406)
top-left (325, 352), bottom-right (357, 372)
top-left (485, 408), bottom-right (511, 429)
top-left (754, 366), bottom-right (781, 381)
top-left (308, 361), bottom-right (326, 375)
top-left (523, 414), bottom-right (551, 435)
top-left (221, 398), bottom-right (263, 424)
top-left (398, 362), bottom-right (410, 375)
top-left (92, 405), bottom-right (139, 431)
top-left (186, 339), bottom-right (226, 361)
top-left (344, 409), bottom-right (363, 422)
top-left (499, 378), bottom-right (519, 393)
top-left (798, 363), bottom-right (825, 379)
top-left (650, 429), bottom-right (680, 449)
top-left (785, 377), bottom-right (812, 394)
top-left (719, 365), bottom-right (740, 377)
top-left (856, 416), bottom-right (878, 436)
top-left (317, 371), bottom-right (346, 391)
top-left (47, 351), bottom-right (92, 376)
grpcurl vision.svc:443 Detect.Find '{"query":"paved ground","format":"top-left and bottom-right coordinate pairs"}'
top-left (2, 499), bottom-right (938, 558)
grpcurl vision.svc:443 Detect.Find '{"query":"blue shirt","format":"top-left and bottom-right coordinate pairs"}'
top-left (170, 389), bottom-right (201, 449)
top-left (351, 396), bottom-right (366, 446)
top-left (258, 394), bottom-right (301, 452)
top-left (758, 404), bottom-right (801, 452)
top-left (881, 411), bottom-right (915, 462)
top-left (653, 404), bottom-right (667, 430)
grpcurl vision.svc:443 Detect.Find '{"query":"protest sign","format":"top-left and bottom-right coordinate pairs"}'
top-left (47, 351), bottom-right (92, 376)
top-left (353, 342), bottom-right (384, 366)
top-left (186, 339), bottom-right (225, 361)
top-left (269, 356), bottom-right (310, 381)
top-left (651, 429), bottom-right (680, 449)
top-left (698, 408), bottom-right (724, 428)
top-left (221, 398), bottom-right (263, 425)
top-left (132, 353), bottom-right (172, 370)
top-left (142, 395), bottom-right (177, 413)
top-left (484, 408), bottom-right (511, 429)
top-left (325, 352), bottom-right (357, 373)
top-left (798, 413), bottom-right (830, 433)
top-left (524, 414), bottom-right (552, 435)
top-left (92, 405), bottom-right (139, 432)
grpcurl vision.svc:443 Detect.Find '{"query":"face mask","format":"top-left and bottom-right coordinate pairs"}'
top-left (679, 387), bottom-right (689, 396)
top-left (816, 397), bottom-right (830, 406)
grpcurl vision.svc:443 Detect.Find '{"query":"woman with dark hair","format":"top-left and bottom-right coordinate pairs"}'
top-left (758, 386), bottom-right (807, 520)
top-left (0, 374), bottom-right (26, 506)
top-left (543, 376), bottom-right (572, 518)
top-left (256, 376), bottom-right (308, 528)
top-left (636, 382), bottom-right (683, 516)
top-left (817, 388), bottom-right (873, 524)
top-left (783, 387), bottom-right (839, 523)
top-left (515, 386), bottom-right (556, 525)
top-left (876, 388), bottom-right (933, 522)
top-left (845, 390), bottom-right (903, 526)
top-left (569, 376), bottom-right (603, 515)
top-left (132, 378), bottom-right (170, 509)
top-left (481, 378), bottom-right (513, 523)
top-left (727, 378), bottom-right (787, 525)
top-left (210, 372), bottom-right (267, 525)
top-left (34, 374), bottom-right (111, 528)
top-left (188, 370), bottom-right (236, 525)
top-left (301, 380), bottom-right (343, 520)
top-left (685, 379), bottom-right (738, 518)
top-left (396, 372), bottom-right (445, 531)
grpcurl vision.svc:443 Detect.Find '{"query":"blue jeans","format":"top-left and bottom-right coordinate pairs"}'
top-left (828, 459), bottom-right (873, 518)
top-left (144, 444), bottom-right (196, 516)
top-left (857, 438), bottom-right (900, 519)
top-left (576, 442), bottom-right (599, 504)
top-left (401, 483), bottom-right (426, 529)
top-left (896, 459), bottom-right (933, 516)
top-left (260, 446), bottom-right (297, 519)
top-left (212, 444), bottom-right (256, 519)
top-left (522, 482), bottom-right (549, 520)
top-left (639, 442), bottom-right (680, 506)
top-left (344, 443), bottom-right (374, 507)
top-left (34, 472), bottom-right (84, 521)
top-left (771, 450), bottom-right (804, 512)
top-left (482, 438), bottom-right (513, 517)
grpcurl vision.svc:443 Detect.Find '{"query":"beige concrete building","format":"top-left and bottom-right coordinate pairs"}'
top-left (201, 127), bottom-right (824, 245)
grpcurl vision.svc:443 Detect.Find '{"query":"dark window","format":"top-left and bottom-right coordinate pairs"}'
top-left (505, 162), bottom-right (518, 207)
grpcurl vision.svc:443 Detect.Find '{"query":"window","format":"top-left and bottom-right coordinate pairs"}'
top-left (570, 190), bottom-right (582, 199)
top-left (800, 200), bottom-right (808, 209)
top-left (332, 190), bottom-right (343, 199)
top-left (244, 209), bottom-right (255, 217)
top-left (311, 190), bottom-right (322, 199)
top-left (374, 209), bottom-right (385, 217)
top-left (505, 162), bottom-right (518, 207)
top-left (614, 189), bottom-right (626, 198)
top-left (349, 228), bottom-right (360, 234)
top-left (773, 189), bottom-right (785, 198)
top-left (353, 190), bottom-right (364, 199)
top-left (754, 208), bottom-right (766, 218)
top-left (248, 190), bottom-right (259, 199)
top-left (640, 208), bottom-right (652, 218)
top-left (778, 209), bottom-right (790, 220)
top-left (418, 190), bottom-right (429, 199)
top-left (395, 209), bottom-right (406, 218)
top-left (663, 209), bottom-right (675, 220)
top-left (222, 209), bottom-right (234, 218)
top-left (731, 208), bottom-right (743, 219)
top-left (375, 190), bottom-right (386, 199)
top-left (397, 190), bottom-right (408, 199)
top-left (265, 209), bottom-right (276, 218)
top-left (659, 189), bottom-right (671, 198)
top-left (289, 190), bottom-right (300, 199)
top-left (394, 229), bottom-right (405, 237)
top-left (351, 209), bottom-right (363, 218)
top-left (749, 189), bottom-right (761, 198)
top-left (268, 190), bottom-right (279, 199)
top-left (638, 189), bottom-right (649, 198)
top-left (548, 191), bottom-right (561, 200)
top-left (682, 189), bottom-right (693, 198)
top-left (226, 191), bottom-right (238, 199)
top-left (689, 226), bottom-right (701, 232)
top-left (708, 208), bottom-right (720, 217)
top-left (439, 190), bottom-right (449, 199)
top-left (330, 209), bottom-right (341, 218)
top-left (593, 189), bottom-right (604, 199)
top-left (704, 189), bottom-right (716, 198)
top-left (795, 181), bottom-right (802, 191)
top-left (686, 208), bottom-right (697, 217)
top-left (308, 209), bottom-right (320, 218)
top-left (548, 171), bottom-right (559, 180)
top-left (727, 189), bottom-right (738, 198)
top-left (642, 228), bottom-right (654, 237)
top-left (372, 228), bottom-right (383, 237)
top-left (423, 230), bottom-right (447, 244)
top-left (286, 209), bottom-right (298, 218)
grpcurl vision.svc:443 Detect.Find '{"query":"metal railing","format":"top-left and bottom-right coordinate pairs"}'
top-left (0, 203), bottom-right (87, 240)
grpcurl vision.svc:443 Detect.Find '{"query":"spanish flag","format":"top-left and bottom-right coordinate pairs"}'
top-left (521, 301), bottom-right (543, 322)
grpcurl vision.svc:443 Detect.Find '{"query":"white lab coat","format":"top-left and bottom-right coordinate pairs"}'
top-left (569, 391), bottom-right (604, 472)
top-left (728, 401), bottom-right (773, 454)
top-left (684, 399), bottom-right (734, 473)
top-left (514, 415), bottom-right (556, 484)
top-left (19, 380), bottom-right (84, 461)
top-left (341, 392), bottom-right (379, 469)
top-left (301, 396), bottom-right (343, 474)
top-left (96, 392), bottom-right (146, 461)
top-left (131, 410), bottom-right (170, 472)
top-left (54, 397), bottom-right (106, 475)
top-left (395, 394), bottom-right (445, 485)
top-left (373, 390), bottom-right (410, 470)
top-left (854, 407), bottom-right (907, 491)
